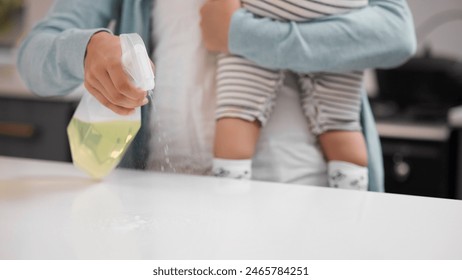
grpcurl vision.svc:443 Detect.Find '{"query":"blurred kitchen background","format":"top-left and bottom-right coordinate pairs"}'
top-left (1, 0), bottom-right (462, 199)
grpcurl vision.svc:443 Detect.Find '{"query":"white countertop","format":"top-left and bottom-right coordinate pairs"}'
top-left (1, 156), bottom-right (462, 260)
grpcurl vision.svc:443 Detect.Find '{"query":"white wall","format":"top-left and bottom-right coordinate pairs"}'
top-left (366, 0), bottom-right (462, 95)
top-left (407, 0), bottom-right (462, 59)
top-left (0, 0), bottom-right (59, 97)
top-left (24, 0), bottom-right (55, 29)
top-left (0, 0), bottom-right (54, 96)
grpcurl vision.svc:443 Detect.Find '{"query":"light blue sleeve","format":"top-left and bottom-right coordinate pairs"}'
top-left (17, 0), bottom-right (118, 97)
top-left (228, 0), bottom-right (416, 73)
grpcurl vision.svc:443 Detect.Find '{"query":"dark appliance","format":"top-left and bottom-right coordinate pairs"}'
top-left (373, 54), bottom-right (462, 198)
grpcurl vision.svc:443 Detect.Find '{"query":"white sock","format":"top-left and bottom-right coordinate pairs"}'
top-left (212, 158), bottom-right (252, 180)
top-left (328, 160), bottom-right (368, 191)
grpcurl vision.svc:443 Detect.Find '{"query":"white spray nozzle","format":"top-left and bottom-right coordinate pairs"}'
top-left (120, 33), bottom-right (155, 91)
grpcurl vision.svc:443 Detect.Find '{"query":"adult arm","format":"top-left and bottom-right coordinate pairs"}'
top-left (17, 0), bottom-right (148, 114)
top-left (17, 0), bottom-right (118, 97)
top-left (227, 0), bottom-right (416, 73)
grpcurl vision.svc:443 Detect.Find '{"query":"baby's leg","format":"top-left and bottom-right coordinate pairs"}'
top-left (213, 54), bottom-right (282, 179)
top-left (299, 72), bottom-right (368, 190)
top-left (320, 131), bottom-right (368, 190)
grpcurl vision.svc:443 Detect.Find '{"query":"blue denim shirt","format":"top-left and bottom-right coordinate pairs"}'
top-left (17, 0), bottom-right (416, 192)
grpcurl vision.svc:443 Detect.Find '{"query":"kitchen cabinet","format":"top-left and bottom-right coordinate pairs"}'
top-left (0, 96), bottom-right (76, 162)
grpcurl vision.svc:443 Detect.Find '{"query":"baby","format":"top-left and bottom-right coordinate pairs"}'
top-left (212, 0), bottom-right (369, 190)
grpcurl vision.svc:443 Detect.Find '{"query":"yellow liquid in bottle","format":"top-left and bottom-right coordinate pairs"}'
top-left (67, 118), bottom-right (141, 179)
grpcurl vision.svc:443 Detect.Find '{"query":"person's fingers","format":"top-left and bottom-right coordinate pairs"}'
top-left (86, 62), bottom-right (148, 110)
top-left (84, 70), bottom-right (106, 99)
top-left (84, 79), bottom-right (135, 115)
top-left (83, 32), bottom-right (149, 114)
top-left (84, 57), bottom-right (137, 109)
top-left (98, 70), bottom-right (146, 109)
top-left (107, 61), bottom-right (147, 104)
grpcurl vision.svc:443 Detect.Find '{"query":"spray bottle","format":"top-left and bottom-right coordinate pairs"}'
top-left (67, 33), bottom-right (155, 179)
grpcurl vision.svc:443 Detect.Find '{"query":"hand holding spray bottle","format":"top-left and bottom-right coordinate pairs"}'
top-left (67, 33), bottom-right (155, 179)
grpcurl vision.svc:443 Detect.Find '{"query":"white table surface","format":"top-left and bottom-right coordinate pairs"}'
top-left (1, 156), bottom-right (462, 260)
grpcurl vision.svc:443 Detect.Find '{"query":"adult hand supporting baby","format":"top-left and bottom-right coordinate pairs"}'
top-left (200, 0), bottom-right (241, 53)
top-left (84, 31), bottom-right (148, 115)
